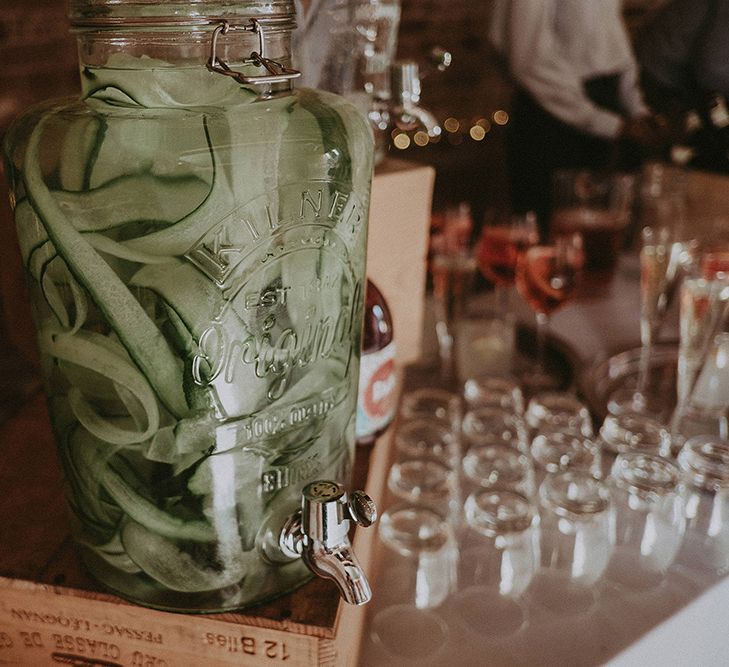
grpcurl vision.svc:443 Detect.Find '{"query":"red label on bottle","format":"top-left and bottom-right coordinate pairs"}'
top-left (356, 341), bottom-right (397, 439)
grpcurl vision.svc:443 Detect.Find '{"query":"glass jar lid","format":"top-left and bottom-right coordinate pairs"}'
top-left (69, 0), bottom-right (296, 28)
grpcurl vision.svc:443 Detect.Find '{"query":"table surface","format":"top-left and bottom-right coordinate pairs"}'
top-left (359, 253), bottom-right (729, 667)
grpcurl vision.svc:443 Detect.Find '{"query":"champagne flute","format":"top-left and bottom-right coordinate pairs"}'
top-left (476, 211), bottom-right (539, 318)
top-left (430, 204), bottom-right (477, 378)
top-left (610, 225), bottom-right (698, 417)
top-left (675, 277), bottom-right (729, 410)
top-left (515, 233), bottom-right (584, 390)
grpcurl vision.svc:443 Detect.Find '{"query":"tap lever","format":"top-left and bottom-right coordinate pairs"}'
top-left (347, 490), bottom-right (378, 527)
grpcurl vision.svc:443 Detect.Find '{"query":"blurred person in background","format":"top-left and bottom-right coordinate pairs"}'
top-left (637, 0), bottom-right (729, 174)
top-left (490, 0), bottom-right (664, 236)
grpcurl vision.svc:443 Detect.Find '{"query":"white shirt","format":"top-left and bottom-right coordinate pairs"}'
top-left (491, 0), bottom-right (648, 138)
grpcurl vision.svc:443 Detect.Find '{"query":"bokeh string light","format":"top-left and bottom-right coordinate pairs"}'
top-left (391, 110), bottom-right (508, 151)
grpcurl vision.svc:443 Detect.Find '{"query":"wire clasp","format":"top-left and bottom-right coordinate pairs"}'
top-left (206, 19), bottom-right (301, 86)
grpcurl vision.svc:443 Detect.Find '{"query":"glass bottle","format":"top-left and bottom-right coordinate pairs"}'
top-left (356, 279), bottom-right (396, 445)
top-left (2, 0), bottom-right (374, 611)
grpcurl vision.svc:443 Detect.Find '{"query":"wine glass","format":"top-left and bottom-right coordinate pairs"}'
top-left (551, 170), bottom-right (635, 274)
top-left (476, 211), bottom-right (539, 318)
top-left (641, 226), bottom-right (698, 411)
top-left (701, 246), bottom-right (729, 279)
top-left (515, 233), bottom-right (584, 391)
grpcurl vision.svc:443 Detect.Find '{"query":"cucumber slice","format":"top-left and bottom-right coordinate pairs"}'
top-left (102, 464), bottom-right (214, 542)
top-left (82, 52), bottom-right (256, 109)
top-left (121, 520), bottom-right (251, 593)
top-left (24, 118), bottom-right (188, 418)
top-left (79, 533), bottom-right (142, 574)
top-left (56, 173), bottom-right (210, 232)
top-left (64, 429), bottom-right (123, 531)
top-left (58, 115), bottom-right (105, 191)
top-left (40, 327), bottom-right (160, 446)
top-left (120, 118), bottom-right (236, 257)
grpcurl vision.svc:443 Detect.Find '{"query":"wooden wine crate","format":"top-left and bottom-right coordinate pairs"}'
top-left (0, 393), bottom-right (394, 667)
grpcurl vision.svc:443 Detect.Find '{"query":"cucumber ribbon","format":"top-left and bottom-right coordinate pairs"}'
top-left (23, 118), bottom-right (188, 418)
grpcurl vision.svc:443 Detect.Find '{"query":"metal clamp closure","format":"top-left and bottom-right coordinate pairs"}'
top-left (206, 20), bottom-right (301, 86)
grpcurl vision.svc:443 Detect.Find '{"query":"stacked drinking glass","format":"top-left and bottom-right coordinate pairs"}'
top-left (368, 373), bottom-right (729, 662)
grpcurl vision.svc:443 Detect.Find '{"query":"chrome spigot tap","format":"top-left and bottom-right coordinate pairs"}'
top-left (277, 480), bottom-right (377, 605)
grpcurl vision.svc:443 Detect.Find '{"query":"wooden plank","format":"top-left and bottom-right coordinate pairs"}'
top-left (332, 419), bottom-right (396, 666)
top-left (0, 578), bottom-right (319, 667)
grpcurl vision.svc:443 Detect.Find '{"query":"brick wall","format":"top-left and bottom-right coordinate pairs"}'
top-left (0, 1), bottom-right (78, 133)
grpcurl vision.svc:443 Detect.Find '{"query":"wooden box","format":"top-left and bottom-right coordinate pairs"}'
top-left (0, 159), bottom-right (434, 666)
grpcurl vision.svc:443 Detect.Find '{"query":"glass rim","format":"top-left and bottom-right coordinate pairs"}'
top-left (599, 412), bottom-right (670, 454)
top-left (378, 504), bottom-right (454, 557)
top-left (462, 375), bottom-right (524, 412)
top-left (400, 387), bottom-right (461, 422)
top-left (69, 0), bottom-right (296, 28)
top-left (678, 436), bottom-right (729, 492)
top-left (394, 419), bottom-right (458, 458)
top-left (530, 431), bottom-right (598, 472)
top-left (461, 444), bottom-right (532, 487)
top-left (526, 392), bottom-right (590, 418)
top-left (539, 471), bottom-right (610, 518)
top-left (388, 458), bottom-right (456, 503)
top-left (462, 406), bottom-right (521, 432)
top-left (464, 489), bottom-right (536, 536)
top-left (610, 452), bottom-right (680, 497)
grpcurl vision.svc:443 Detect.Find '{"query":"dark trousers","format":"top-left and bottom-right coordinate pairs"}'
top-left (506, 75), bottom-right (626, 237)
